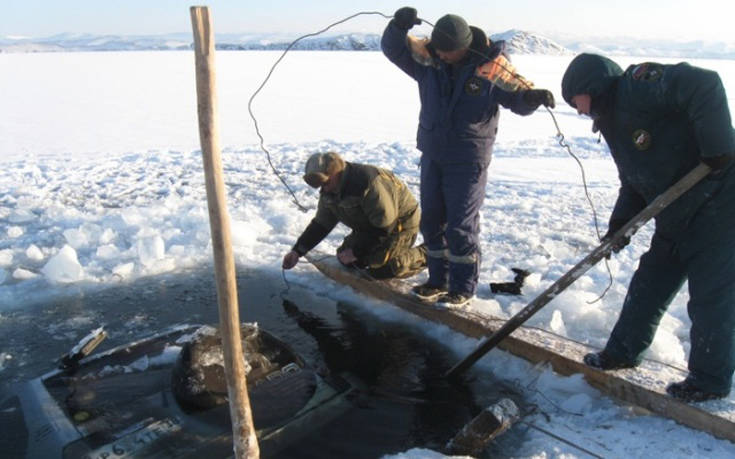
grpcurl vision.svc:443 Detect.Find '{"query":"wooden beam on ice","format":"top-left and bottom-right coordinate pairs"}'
top-left (306, 253), bottom-right (735, 444)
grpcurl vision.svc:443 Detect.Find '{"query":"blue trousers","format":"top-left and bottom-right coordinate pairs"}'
top-left (605, 232), bottom-right (735, 394)
top-left (419, 156), bottom-right (488, 296)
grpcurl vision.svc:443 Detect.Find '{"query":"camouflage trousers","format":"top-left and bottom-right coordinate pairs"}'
top-left (339, 228), bottom-right (427, 279)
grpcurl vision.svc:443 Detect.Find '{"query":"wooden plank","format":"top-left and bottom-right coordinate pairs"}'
top-left (305, 253), bottom-right (735, 443)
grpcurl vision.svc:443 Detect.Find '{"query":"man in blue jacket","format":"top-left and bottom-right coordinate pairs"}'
top-left (382, 7), bottom-right (554, 307)
top-left (562, 53), bottom-right (735, 402)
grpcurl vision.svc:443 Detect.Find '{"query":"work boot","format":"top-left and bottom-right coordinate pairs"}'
top-left (583, 351), bottom-right (636, 370)
top-left (666, 378), bottom-right (729, 403)
top-left (436, 292), bottom-right (472, 308)
top-left (411, 282), bottom-right (447, 301)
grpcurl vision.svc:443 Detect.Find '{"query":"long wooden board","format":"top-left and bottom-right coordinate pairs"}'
top-left (305, 252), bottom-right (735, 443)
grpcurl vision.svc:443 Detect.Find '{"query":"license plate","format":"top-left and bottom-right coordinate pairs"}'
top-left (84, 417), bottom-right (182, 459)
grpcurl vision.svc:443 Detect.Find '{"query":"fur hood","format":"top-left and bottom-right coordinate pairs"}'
top-left (407, 26), bottom-right (503, 68)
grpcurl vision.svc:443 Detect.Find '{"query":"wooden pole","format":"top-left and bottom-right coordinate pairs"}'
top-left (445, 162), bottom-right (711, 379)
top-left (190, 6), bottom-right (259, 458)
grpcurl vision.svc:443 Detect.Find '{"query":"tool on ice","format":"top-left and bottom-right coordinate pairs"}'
top-left (445, 163), bottom-right (711, 379)
top-left (490, 268), bottom-right (531, 295)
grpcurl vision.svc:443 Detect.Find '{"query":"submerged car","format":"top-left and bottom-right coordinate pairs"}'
top-left (0, 323), bottom-right (354, 458)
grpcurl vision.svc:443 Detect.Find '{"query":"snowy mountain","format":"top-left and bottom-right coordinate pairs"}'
top-left (217, 33), bottom-right (381, 51)
top-left (2, 30), bottom-right (734, 58)
top-left (0, 32), bottom-right (192, 52)
top-left (560, 36), bottom-right (735, 59)
top-left (0, 32), bottom-right (381, 53)
top-left (490, 30), bottom-right (570, 55)
top-left (0, 30), bottom-right (570, 55)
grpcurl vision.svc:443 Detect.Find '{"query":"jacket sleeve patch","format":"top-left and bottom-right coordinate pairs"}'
top-left (631, 63), bottom-right (663, 82)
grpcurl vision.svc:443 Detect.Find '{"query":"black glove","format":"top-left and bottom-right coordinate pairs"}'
top-left (523, 89), bottom-right (555, 109)
top-left (602, 218), bottom-right (631, 257)
top-left (392, 7), bottom-right (421, 30)
top-left (702, 154), bottom-right (732, 176)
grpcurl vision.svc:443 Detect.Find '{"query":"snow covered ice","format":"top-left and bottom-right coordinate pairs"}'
top-left (1, 48), bottom-right (735, 457)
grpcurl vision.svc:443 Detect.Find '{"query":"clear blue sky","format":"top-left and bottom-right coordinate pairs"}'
top-left (2, 0), bottom-right (732, 41)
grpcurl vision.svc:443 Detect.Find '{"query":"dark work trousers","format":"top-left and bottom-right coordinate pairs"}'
top-left (604, 232), bottom-right (735, 394)
top-left (419, 156), bottom-right (488, 296)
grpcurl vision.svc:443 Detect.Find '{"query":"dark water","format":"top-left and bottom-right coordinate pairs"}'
top-left (0, 266), bottom-right (528, 457)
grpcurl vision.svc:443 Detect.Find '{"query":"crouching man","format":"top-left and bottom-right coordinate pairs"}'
top-left (282, 152), bottom-right (427, 279)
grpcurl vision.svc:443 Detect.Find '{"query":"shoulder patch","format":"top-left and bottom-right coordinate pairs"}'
top-left (632, 129), bottom-right (652, 151)
top-left (631, 63), bottom-right (663, 82)
top-left (465, 76), bottom-right (483, 95)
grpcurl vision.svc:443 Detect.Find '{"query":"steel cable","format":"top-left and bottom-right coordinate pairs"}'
top-left (248, 11), bottom-right (614, 299)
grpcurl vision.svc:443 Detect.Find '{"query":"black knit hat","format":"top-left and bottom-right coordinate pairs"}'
top-left (431, 14), bottom-right (472, 52)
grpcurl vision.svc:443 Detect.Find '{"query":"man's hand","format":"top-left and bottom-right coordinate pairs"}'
top-left (282, 250), bottom-right (300, 269)
top-left (393, 7), bottom-right (421, 31)
top-left (602, 219), bottom-right (631, 258)
top-left (702, 154), bottom-right (732, 176)
top-left (337, 248), bottom-right (358, 266)
top-left (523, 89), bottom-right (555, 109)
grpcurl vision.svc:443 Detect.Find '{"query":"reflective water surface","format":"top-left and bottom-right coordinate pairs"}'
top-left (0, 267), bottom-right (527, 458)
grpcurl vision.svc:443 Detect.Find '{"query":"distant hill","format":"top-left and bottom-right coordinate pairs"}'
top-left (490, 30), bottom-right (570, 55)
top-left (217, 33), bottom-right (381, 51)
top-left (0, 33), bottom-right (192, 53)
top-left (562, 36), bottom-right (735, 59)
top-left (2, 30), bottom-right (734, 59)
top-left (0, 30), bottom-right (571, 55)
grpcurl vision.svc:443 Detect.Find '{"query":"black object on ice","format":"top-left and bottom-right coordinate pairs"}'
top-left (490, 268), bottom-right (530, 295)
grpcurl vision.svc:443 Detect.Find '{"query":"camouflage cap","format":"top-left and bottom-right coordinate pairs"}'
top-left (303, 152), bottom-right (346, 188)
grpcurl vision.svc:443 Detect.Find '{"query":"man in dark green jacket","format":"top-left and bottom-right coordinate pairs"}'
top-left (282, 152), bottom-right (426, 279)
top-left (562, 53), bottom-right (735, 402)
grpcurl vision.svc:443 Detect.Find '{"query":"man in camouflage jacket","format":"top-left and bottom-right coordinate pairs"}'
top-left (282, 152), bottom-right (426, 279)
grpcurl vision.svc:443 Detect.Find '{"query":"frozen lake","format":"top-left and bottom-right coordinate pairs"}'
top-left (1, 49), bottom-right (735, 457)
